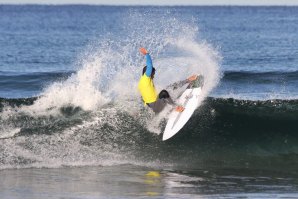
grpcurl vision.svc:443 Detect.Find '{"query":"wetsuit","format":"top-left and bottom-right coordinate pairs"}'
top-left (138, 53), bottom-right (174, 113)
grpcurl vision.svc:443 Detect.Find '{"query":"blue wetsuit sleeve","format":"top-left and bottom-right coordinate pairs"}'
top-left (145, 53), bottom-right (153, 77)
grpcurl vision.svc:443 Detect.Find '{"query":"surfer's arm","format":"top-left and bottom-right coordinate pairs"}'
top-left (140, 48), bottom-right (153, 77)
top-left (145, 53), bottom-right (153, 77)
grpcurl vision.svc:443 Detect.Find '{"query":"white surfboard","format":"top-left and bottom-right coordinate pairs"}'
top-left (163, 76), bottom-right (204, 141)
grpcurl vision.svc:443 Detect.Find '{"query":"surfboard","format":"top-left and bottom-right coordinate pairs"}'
top-left (163, 75), bottom-right (204, 141)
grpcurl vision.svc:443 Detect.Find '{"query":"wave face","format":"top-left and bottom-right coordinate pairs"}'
top-left (0, 97), bottom-right (297, 170)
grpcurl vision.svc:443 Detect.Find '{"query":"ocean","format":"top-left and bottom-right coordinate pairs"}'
top-left (0, 5), bottom-right (298, 198)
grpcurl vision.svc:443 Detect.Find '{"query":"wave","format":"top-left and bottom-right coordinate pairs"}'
top-left (0, 71), bottom-right (72, 85)
top-left (0, 71), bottom-right (74, 98)
top-left (0, 96), bottom-right (297, 170)
top-left (0, 10), bottom-right (221, 169)
top-left (3, 9), bottom-right (297, 170)
top-left (223, 70), bottom-right (298, 83)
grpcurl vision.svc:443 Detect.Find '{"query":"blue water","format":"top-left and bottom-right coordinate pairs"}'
top-left (1, 5), bottom-right (298, 199)
top-left (1, 6), bottom-right (298, 99)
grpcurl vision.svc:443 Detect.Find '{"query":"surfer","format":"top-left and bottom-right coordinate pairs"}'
top-left (138, 47), bottom-right (197, 114)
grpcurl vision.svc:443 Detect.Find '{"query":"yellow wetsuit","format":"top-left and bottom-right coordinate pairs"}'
top-left (138, 74), bottom-right (157, 104)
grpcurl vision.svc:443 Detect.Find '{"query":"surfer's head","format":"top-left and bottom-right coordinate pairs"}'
top-left (142, 66), bottom-right (156, 79)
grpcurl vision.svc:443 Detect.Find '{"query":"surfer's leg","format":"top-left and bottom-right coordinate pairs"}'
top-left (147, 99), bottom-right (167, 113)
top-left (148, 90), bottom-right (176, 113)
top-left (148, 90), bottom-right (170, 113)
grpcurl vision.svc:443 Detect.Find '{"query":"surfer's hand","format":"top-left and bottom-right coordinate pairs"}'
top-left (140, 47), bottom-right (148, 55)
top-left (187, 75), bottom-right (198, 82)
top-left (175, 106), bottom-right (185, 112)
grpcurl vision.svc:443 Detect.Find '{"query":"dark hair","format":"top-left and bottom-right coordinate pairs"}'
top-left (142, 66), bottom-right (156, 75)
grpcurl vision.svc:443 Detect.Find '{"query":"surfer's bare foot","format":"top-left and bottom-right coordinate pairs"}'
top-left (187, 75), bottom-right (198, 82)
top-left (175, 106), bottom-right (185, 112)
